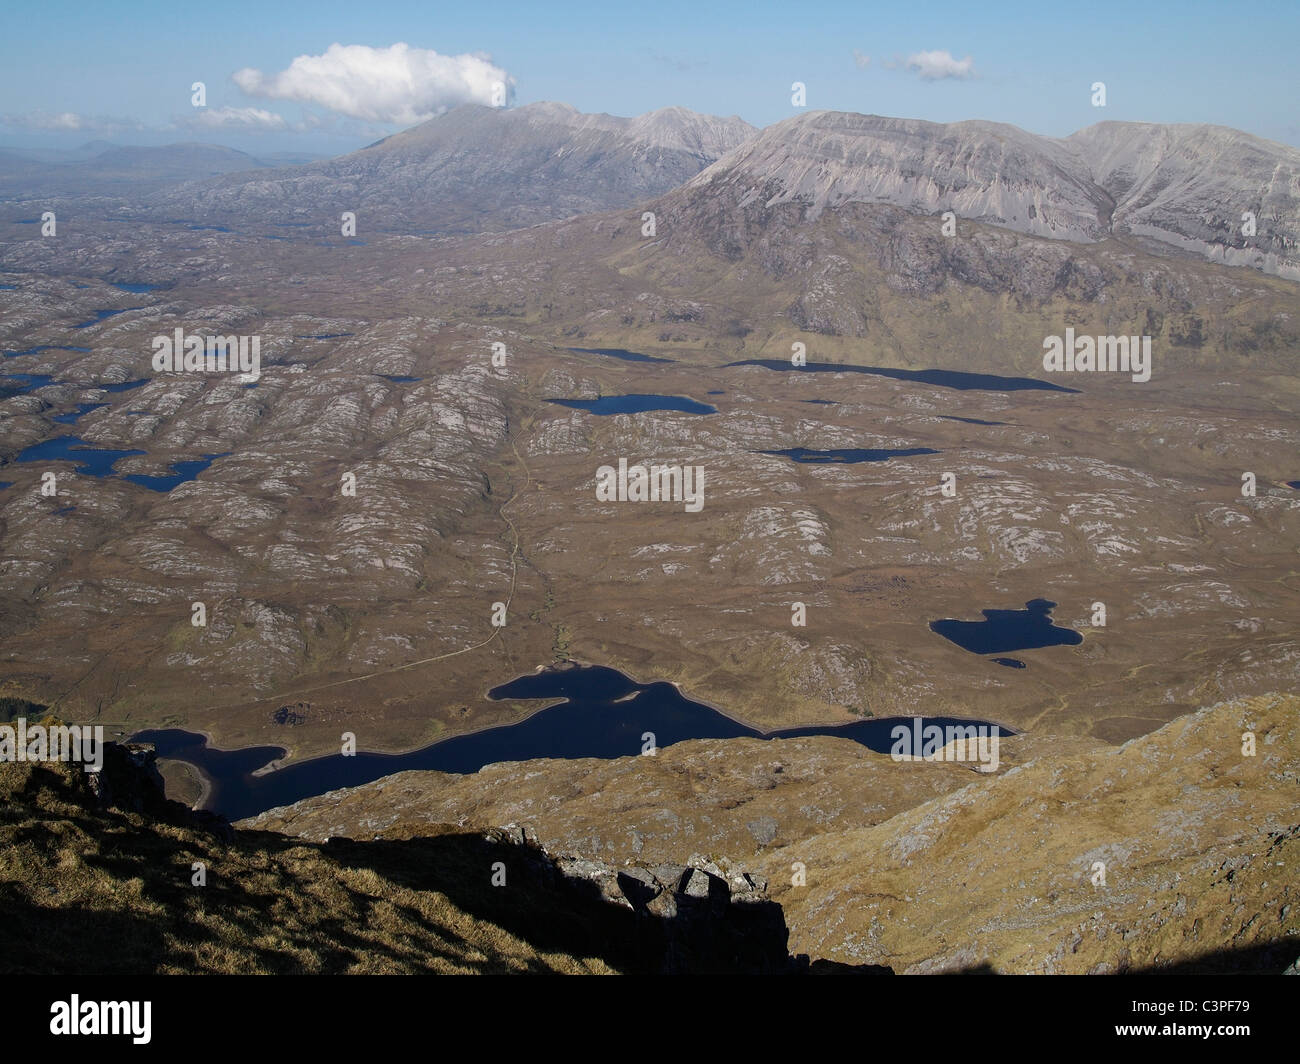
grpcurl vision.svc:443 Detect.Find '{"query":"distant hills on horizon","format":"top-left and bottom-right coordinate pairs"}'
top-left (2, 100), bottom-right (1297, 279)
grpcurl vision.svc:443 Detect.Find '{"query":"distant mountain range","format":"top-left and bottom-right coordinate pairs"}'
top-left (2, 103), bottom-right (1297, 280)
top-left (685, 111), bottom-right (1300, 279)
top-left (0, 142), bottom-right (323, 198)
top-left (148, 101), bottom-right (756, 234)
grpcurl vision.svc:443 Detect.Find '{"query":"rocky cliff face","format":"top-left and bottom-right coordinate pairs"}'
top-left (148, 102), bottom-right (756, 235)
top-left (685, 111), bottom-right (1300, 278)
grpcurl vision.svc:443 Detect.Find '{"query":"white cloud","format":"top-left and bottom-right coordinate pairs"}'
top-left (905, 50), bottom-right (975, 80)
top-left (852, 49), bottom-right (871, 70)
top-left (180, 106), bottom-right (289, 132)
top-left (233, 42), bottom-right (514, 125)
top-left (0, 110), bottom-right (144, 133)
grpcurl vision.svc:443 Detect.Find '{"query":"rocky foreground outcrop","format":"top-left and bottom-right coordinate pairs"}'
top-left (246, 693), bottom-right (1300, 974)
top-left (778, 692), bottom-right (1300, 973)
top-left (0, 741), bottom-right (792, 974)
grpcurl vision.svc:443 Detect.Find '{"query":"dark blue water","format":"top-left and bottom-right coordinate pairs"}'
top-left (567, 347), bottom-right (675, 364)
top-left (759, 446), bottom-right (939, 464)
top-left (992, 658), bottom-right (1026, 669)
top-left (0, 284), bottom-right (16, 291)
top-left (0, 481), bottom-right (11, 490)
top-left (73, 307), bottom-right (141, 329)
top-left (380, 375), bottom-right (421, 383)
top-left (707, 390), bottom-right (725, 395)
top-left (1288, 481), bottom-right (1300, 490)
top-left (53, 402), bottom-right (108, 424)
top-left (548, 394), bottom-right (716, 415)
top-left (122, 452), bottom-right (230, 493)
top-left (294, 333), bottom-right (354, 340)
top-left (1, 373), bottom-right (55, 396)
top-left (187, 225), bottom-right (231, 232)
top-left (16, 436), bottom-right (146, 477)
top-left (112, 283), bottom-right (161, 294)
top-left (130, 665), bottom-right (1011, 821)
top-left (802, 399), bottom-right (838, 405)
top-left (941, 415), bottom-right (1008, 426)
top-left (51, 505), bottom-right (76, 516)
top-left (931, 599), bottom-right (1083, 655)
top-left (99, 379), bottom-right (147, 393)
top-left (726, 359), bottom-right (1078, 394)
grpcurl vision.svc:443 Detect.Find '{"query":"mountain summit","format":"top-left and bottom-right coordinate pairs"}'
top-left (686, 111), bottom-right (1300, 277)
top-left (154, 102), bottom-right (755, 235)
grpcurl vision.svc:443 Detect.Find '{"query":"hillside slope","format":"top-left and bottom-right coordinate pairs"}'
top-left (0, 743), bottom-right (789, 974)
top-left (684, 112), bottom-right (1300, 277)
top-left (248, 694), bottom-right (1300, 974)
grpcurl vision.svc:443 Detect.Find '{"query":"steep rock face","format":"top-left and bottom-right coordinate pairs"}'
top-left (1068, 121), bottom-right (1300, 275)
top-left (685, 111), bottom-right (1300, 278)
top-left (686, 112), bottom-right (1112, 242)
top-left (149, 102), bottom-right (755, 235)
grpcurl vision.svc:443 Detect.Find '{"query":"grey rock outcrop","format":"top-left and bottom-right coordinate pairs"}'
top-left (492, 826), bottom-right (791, 973)
top-left (684, 111), bottom-right (1300, 278)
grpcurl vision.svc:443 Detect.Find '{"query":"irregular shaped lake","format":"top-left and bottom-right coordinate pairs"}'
top-left (940, 415), bottom-right (1008, 426)
top-left (98, 379), bottom-right (148, 393)
top-left (17, 435), bottom-right (145, 477)
top-left (52, 402), bottom-right (108, 424)
top-left (567, 347), bottom-right (675, 364)
top-left (548, 394), bottom-right (716, 415)
top-left (727, 359), bottom-right (1078, 394)
top-left (1, 373), bottom-right (56, 396)
top-left (931, 599), bottom-right (1083, 655)
top-left (122, 452), bottom-right (231, 492)
top-left (73, 307), bottom-right (142, 329)
top-left (131, 664), bottom-right (1010, 821)
top-left (759, 446), bottom-right (939, 464)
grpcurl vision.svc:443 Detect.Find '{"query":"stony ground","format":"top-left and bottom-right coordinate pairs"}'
top-left (1, 210), bottom-right (1298, 759)
top-left (246, 692), bottom-right (1300, 973)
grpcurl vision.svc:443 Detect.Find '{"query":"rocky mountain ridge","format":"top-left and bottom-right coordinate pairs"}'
top-left (685, 111), bottom-right (1300, 278)
top-left (147, 102), bottom-right (756, 235)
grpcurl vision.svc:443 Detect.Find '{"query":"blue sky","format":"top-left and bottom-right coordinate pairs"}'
top-left (3, 0), bottom-right (1298, 155)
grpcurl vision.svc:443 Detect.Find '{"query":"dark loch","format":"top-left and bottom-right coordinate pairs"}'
top-left (931, 599), bottom-right (1083, 655)
top-left (726, 359), bottom-right (1079, 393)
top-left (548, 394), bottom-right (716, 415)
top-left (131, 665), bottom-right (1010, 821)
